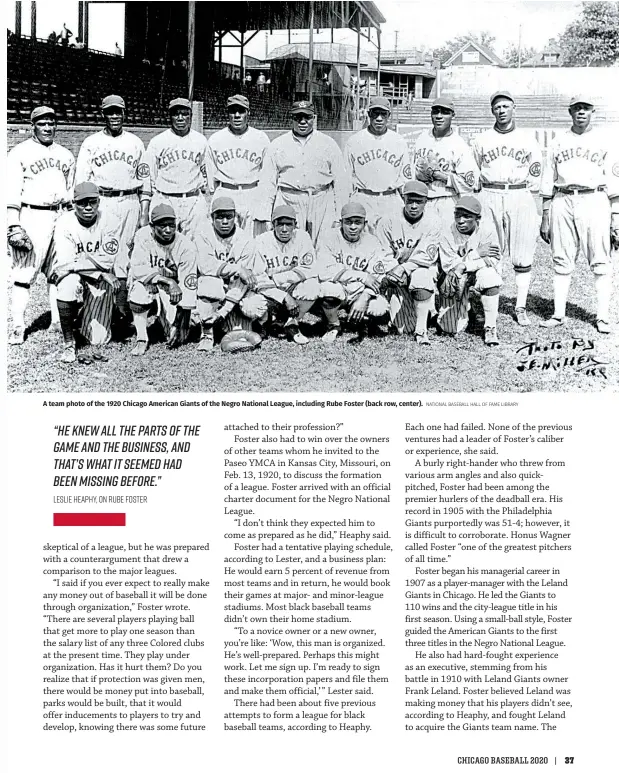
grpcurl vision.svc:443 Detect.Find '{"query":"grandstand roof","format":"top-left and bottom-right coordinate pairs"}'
top-left (265, 42), bottom-right (377, 67)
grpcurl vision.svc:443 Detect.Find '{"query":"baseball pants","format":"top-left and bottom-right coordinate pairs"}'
top-left (56, 274), bottom-right (115, 345)
top-left (353, 191), bottom-right (402, 233)
top-left (98, 194), bottom-right (141, 279)
top-left (550, 191), bottom-right (611, 275)
top-left (275, 187), bottom-right (337, 246)
top-left (437, 266), bottom-right (501, 335)
top-left (152, 193), bottom-right (209, 240)
top-left (12, 208), bottom-right (60, 285)
top-left (479, 188), bottom-right (538, 271)
top-left (197, 275), bottom-right (268, 332)
top-left (424, 196), bottom-right (458, 232)
top-left (214, 184), bottom-right (259, 232)
top-left (384, 266), bottom-right (436, 334)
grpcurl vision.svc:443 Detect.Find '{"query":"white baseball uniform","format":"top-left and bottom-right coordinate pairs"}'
top-left (142, 129), bottom-right (211, 238)
top-left (7, 137), bottom-right (75, 283)
top-left (471, 127), bottom-right (542, 271)
top-left (50, 209), bottom-right (120, 344)
top-left (254, 229), bottom-right (320, 309)
top-left (344, 128), bottom-right (412, 231)
top-left (255, 131), bottom-right (349, 245)
top-left (208, 126), bottom-right (270, 230)
top-left (414, 129), bottom-right (479, 226)
top-left (75, 129), bottom-right (149, 277)
top-left (541, 127), bottom-right (619, 275)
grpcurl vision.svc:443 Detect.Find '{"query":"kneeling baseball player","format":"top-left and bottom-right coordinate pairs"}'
top-left (127, 203), bottom-right (198, 356)
top-left (317, 201), bottom-right (392, 343)
top-left (437, 196), bottom-right (502, 346)
top-left (48, 182), bottom-right (121, 364)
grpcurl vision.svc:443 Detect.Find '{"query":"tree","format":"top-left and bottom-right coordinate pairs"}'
top-left (433, 31), bottom-right (497, 66)
top-left (559, 1), bottom-right (619, 66)
top-left (502, 42), bottom-right (538, 67)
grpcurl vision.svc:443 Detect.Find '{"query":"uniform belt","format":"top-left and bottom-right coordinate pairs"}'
top-left (482, 182), bottom-right (528, 190)
top-left (157, 188), bottom-right (202, 198)
top-left (279, 182), bottom-right (333, 195)
top-left (356, 188), bottom-right (398, 196)
top-left (22, 202), bottom-right (71, 211)
top-left (555, 186), bottom-right (605, 195)
top-left (216, 180), bottom-right (259, 191)
top-left (98, 187), bottom-right (141, 197)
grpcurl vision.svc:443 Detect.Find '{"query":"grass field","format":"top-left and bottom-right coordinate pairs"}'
top-left (6, 240), bottom-right (618, 393)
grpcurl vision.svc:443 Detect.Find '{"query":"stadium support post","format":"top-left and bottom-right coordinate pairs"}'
top-left (308, 0), bottom-right (314, 101)
top-left (377, 27), bottom-right (381, 97)
top-left (355, 13), bottom-right (361, 121)
top-left (188, 0), bottom-right (196, 102)
top-left (30, 0), bottom-right (37, 40)
top-left (15, 1), bottom-right (22, 37)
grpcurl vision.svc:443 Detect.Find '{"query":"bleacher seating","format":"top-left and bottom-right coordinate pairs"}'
top-left (7, 34), bottom-right (346, 130)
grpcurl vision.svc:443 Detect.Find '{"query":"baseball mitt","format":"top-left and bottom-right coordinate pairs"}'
top-left (7, 225), bottom-right (33, 252)
top-left (220, 329), bottom-right (262, 354)
top-left (415, 155), bottom-right (439, 183)
top-left (611, 226), bottom-right (619, 251)
top-left (167, 307), bottom-right (191, 348)
top-left (441, 266), bottom-right (468, 299)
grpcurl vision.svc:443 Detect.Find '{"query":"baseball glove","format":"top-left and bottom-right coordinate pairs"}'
top-left (441, 266), bottom-right (468, 299)
top-left (415, 155), bottom-right (439, 183)
top-left (167, 307), bottom-right (192, 349)
top-left (7, 225), bottom-right (33, 252)
top-left (611, 226), bottom-right (619, 251)
top-left (220, 329), bottom-right (262, 354)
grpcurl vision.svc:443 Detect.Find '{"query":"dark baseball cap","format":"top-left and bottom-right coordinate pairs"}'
top-left (402, 180), bottom-right (429, 198)
top-left (290, 100), bottom-right (314, 115)
top-left (368, 96), bottom-right (391, 112)
top-left (272, 205), bottom-right (296, 222)
top-left (150, 203), bottom-right (176, 223)
top-left (73, 182), bottom-right (100, 202)
top-left (341, 200), bottom-right (367, 219)
top-left (455, 195), bottom-right (482, 216)
top-left (227, 94), bottom-right (250, 110)
top-left (169, 98), bottom-right (192, 111)
top-left (211, 196), bottom-right (236, 213)
top-left (30, 105), bottom-right (56, 122)
top-left (431, 97), bottom-right (455, 112)
top-left (490, 90), bottom-right (514, 106)
top-left (101, 94), bottom-right (125, 111)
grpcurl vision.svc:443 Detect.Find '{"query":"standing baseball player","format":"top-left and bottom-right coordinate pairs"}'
top-left (317, 201), bottom-right (392, 343)
top-left (540, 95), bottom-right (619, 334)
top-left (127, 203), bottom-right (198, 356)
top-left (208, 95), bottom-right (270, 234)
top-left (7, 106), bottom-right (75, 344)
top-left (194, 196), bottom-right (268, 352)
top-left (471, 91), bottom-right (542, 326)
top-left (436, 195), bottom-right (502, 346)
top-left (343, 95), bottom-right (413, 231)
top-left (47, 182), bottom-right (120, 364)
top-left (254, 205), bottom-right (321, 345)
top-left (254, 100), bottom-right (349, 245)
top-left (142, 98), bottom-right (211, 238)
top-left (75, 94), bottom-right (150, 330)
top-left (413, 97), bottom-right (479, 229)
top-left (375, 181), bottom-right (441, 343)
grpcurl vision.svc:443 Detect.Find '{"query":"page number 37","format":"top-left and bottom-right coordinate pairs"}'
top-left (565, 758), bottom-right (574, 765)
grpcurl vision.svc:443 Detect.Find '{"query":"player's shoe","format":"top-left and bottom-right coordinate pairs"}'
top-left (198, 334), bottom-right (215, 352)
top-left (48, 321), bottom-right (62, 335)
top-left (60, 344), bottom-right (76, 364)
top-left (91, 345), bottom-right (109, 362)
top-left (540, 316), bottom-right (564, 328)
top-left (8, 326), bottom-right (25, 345)
top-left (515, 308), bottom-right (531, 327)
top-left (596, 319), bottom-right (611, 334)
top-left (415, 331), bottom-right (431, 346)
top-left (292, 332), bottom-right (309, 346)
top-left (131, 340), bottom-right (149, 357)
top-left (322, 328), bottom-right (339, 344)
top-left (484, 327), bottom-right (499, 346)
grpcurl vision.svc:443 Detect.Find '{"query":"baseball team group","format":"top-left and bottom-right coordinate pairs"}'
top-left (6, 89), bottom-right (619, 363)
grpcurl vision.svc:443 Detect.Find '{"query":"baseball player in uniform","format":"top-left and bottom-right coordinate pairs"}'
top-left (127, 203), bottom-right (198, 356)
top-left (540, 95), bottom-right (619, 334)
top-left (413, 97), bottom-right (479, 230)
top-left (375, 181), bottom-right (441, 343)
top-left (254, 101), bottom-right (349, 245)
top-left (344, 95), bottom-right (413, 232)
top-left (194, 196), bottom-right (268, 351)
top-left (142, 98), bottom-right (211, 238)
top-left (317, 201), bottom-right (392, 343)
top-left (208, 95), bottom-right (270, 234)
top-left (254, 205), bottom-right (321, 345)
top-left (437, 195), bottom-right (502, 346)
top-left (471, 91), bottom-right (542, 326)
top-left (6, 105), bottom-right (75, 343)
top-left (75, 94), bottom-right (150, 329)
top-left (47, 182), bottom-right (120, 363)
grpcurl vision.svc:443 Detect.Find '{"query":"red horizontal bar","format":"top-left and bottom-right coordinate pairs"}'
top-left (53, 513), bottom-right (126, 526)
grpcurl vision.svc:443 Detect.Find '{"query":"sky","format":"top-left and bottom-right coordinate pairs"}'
top-left (6, 0), bottom-right (586, 59)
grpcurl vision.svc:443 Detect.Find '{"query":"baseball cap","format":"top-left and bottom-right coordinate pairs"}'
top-left (455, 195), bottom-right (482, 216)
top-left (402, 180), bottom-right (429, 198)
top-left (569, 94), bottom-right (594, 107)
top-left (30, 105), bottom-right (56, 122)
top-left (150, 203), bottom-right (176, 223)
top-left (272, 205), bottom-right (296, 222)
top-left (431, 97), bottom-right (455, 112)
top-left (490, 90), bottom-right (514, 105)
top-left (211, 196), bottom-right (236, 213)
top-left (169, 97), bottom-right (192, 111)
top-left (341, 201), bottom-right (367, 219)
top-left (101, 94), bottom-right (125, 111)
top-left (73, 182), bottom-right (100, 202)
top-left (227, 94), bottom-right (250, 110)
top-left (368, 96), bottom-right (391, 112)
top-left (290, 100), bottom-right (315, 115)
